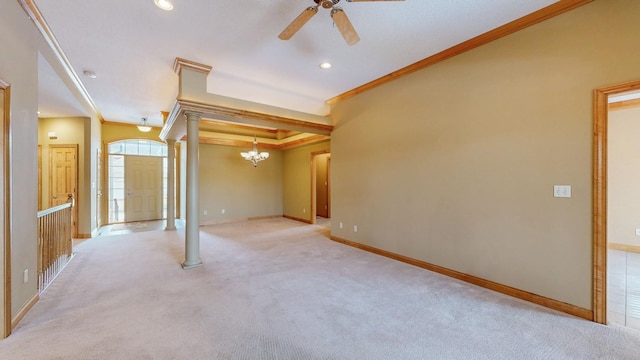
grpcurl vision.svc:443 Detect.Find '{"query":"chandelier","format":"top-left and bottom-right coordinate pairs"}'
top-left (240, 137), bottom-right (269, 167)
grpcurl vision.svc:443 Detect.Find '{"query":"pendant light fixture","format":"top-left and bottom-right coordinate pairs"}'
top-left (137, 117), bottom-right (152, 132)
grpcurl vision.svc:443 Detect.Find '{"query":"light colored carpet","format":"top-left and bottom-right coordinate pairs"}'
top-left (110, 222), bottom-right (149, 231)
top-left (1, 218), bottom-right (639, 359)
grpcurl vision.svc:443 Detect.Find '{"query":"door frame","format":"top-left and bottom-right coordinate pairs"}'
top-left (592, 79), bottom-right (640, 324)
top-left (1, 79), bottom-right (11, 338)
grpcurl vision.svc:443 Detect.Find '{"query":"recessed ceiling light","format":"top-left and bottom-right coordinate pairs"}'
top-left (83, 70), bottom-right (97, 79)
top-left (154, 0), bottom-right (174, 11)
top-left (319, 62), bottom-right (332, 70)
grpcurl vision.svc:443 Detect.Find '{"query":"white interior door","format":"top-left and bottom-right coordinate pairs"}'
top-left (125, 156), bottom-right (162, 222)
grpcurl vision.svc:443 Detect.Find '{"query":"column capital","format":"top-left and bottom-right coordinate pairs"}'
top-left (184, 111), bottom-right (202, 121)
top-left (166, 138), bottom-right (177, 146)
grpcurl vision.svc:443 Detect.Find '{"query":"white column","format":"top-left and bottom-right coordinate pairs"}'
top-left (165, 139), bottom-right (177, 231)
top-left (182, 111), bottom-right (203, 269)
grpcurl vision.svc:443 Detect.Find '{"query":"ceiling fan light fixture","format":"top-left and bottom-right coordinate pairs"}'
top-left (320, 0), bottom-right (339, 9)
top-left (319, 62), bottom-right (332, 69)
top-left (154, 0), bottom-right (174, 11)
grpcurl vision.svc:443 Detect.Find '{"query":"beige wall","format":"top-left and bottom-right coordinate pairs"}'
top-left (0, 0), bottom-right (40, 320)
top-left (101, 122), bottom-right (163, 143)
top-left (608, 106), bottom-right (640, 247)
top-left (199, 143), bottom-right (283, 224)
top-left (283, 141), bottom-right (330, 222)
top-left (330, 0), bottom-right (640, 309)
top-left (38, 117), bottom-right (88, 233)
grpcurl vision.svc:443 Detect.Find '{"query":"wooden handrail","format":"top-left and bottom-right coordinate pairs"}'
top-left (36, 202), bottom-right (72, 218)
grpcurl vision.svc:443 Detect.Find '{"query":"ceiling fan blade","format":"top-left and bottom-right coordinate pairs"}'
top-left (331, 8), bottom-right (360, 46)
top-left (278, 6), bottom-right (318, 40)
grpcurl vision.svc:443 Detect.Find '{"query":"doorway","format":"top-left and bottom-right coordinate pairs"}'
top-left (311, 151), bottom-right (331, 226)
top-left (604, 91), bottom-right (640, 330)
top-left (0, 79), bottom-right (11, 338)
top-left (107, 139), bottom-right (167, 224)
top-left (593, 79), bottom-right (640, 325)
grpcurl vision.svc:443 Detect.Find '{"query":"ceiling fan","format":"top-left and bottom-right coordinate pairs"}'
top-left (278, 0), bottom-right (404, 46)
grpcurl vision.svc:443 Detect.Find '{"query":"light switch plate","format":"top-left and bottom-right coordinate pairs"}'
top-left (554, 185), bottom-right (571, 198)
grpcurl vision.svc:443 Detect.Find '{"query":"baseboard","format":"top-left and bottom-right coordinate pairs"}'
top-left (283, 215), bottom-right (312, 224)
top-left (608, 242), bottom-right (640, 254)
top-left (11, 292), bottom-right (39, 330)
top-left (75, 233), bottom-right (91, 239)
top-left (330, 235), bottom-right (593, 321)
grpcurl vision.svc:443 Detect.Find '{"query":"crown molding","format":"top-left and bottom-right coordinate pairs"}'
top-left (198, 134), bottom-right (329, 150)
top-left (173, 58), bottom-right (212, 75)
top-left (19, 0), bottom-right (103, 122)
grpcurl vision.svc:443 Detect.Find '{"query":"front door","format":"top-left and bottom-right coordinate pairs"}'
top-left (124, 156), bottom-right (162, 222)
top-left (50, 145), bottom-right (78, 238)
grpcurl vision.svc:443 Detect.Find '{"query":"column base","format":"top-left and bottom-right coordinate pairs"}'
top-left (164, 226), bottom-right (176, 231)
top-left (181, 259), bottom-right (203, 269)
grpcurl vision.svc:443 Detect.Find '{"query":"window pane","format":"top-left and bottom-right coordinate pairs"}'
top-left (110, 155), bottom-right (124, 165)
top-left (138, 141), bottom-right (151, 155)
top-left (111, 189), bottom-right (124, 199)
top-left (150, 143), bottom-right (163, 156)
top-left (111, 167), bottom-right (124, 177)
top-left (125, 142), bottom-right (137, 155)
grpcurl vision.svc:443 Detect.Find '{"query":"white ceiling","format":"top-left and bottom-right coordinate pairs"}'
top-left (34, 0), bottom-right (559, 126)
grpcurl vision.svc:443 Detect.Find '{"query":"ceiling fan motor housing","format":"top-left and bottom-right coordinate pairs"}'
top-left (315, 0), bottom-right (340, 9)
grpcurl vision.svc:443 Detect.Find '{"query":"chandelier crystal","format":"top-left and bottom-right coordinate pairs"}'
top-left (240, 137), bottom-right (269, 167)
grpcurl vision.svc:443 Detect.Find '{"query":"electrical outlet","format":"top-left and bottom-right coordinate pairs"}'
top-left (339, 222), bottom-right (343, 229)
top-left (553, 185), bottom-right (571, 198)
top-left (203, 210), bottom-right (208, 216)
top-left (354, 225), bottom-right (358, 233)
top-left (303, 208), bottom-right (306, 213)
top-left (23, 269), bottom-right (28, 284)
top-left (636, 228), bottom-right (640, 237)
top-left (221, 209), bottom-right (225, 214)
